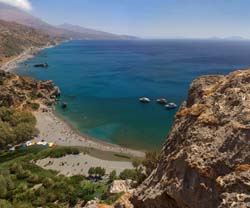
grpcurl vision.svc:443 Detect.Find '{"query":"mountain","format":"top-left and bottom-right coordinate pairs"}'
top-left (132, 69), bottom-right (250, 208)
top-left (0, 3), bottom-right (137, 40)
top-left (0, 3), bottom-right (64, 37)
top-left (0, 19), bottom-right (53, 66)
top-left (58, 23), bottom-right (137, 40)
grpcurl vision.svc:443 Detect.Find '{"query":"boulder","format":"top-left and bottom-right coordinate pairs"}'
top-left (109, 180), bottom-right (134, 194)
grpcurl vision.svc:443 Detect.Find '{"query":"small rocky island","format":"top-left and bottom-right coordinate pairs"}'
top-left (131, 69), bottom-right (250, 208)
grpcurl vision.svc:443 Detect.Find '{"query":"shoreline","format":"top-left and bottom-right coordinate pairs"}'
top-left (0, 43), bottom-right (55, 71)
top-left (1, 41), bottom-right (145, 159)
top-left (34, 108), bottom-right (145, 158)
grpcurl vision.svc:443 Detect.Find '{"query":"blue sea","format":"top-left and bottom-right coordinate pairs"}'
top-left (15, 39), bottom-right (250, 150)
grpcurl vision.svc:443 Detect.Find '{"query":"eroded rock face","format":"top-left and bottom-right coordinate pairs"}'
top-left (109, 180), bottom-right (134, 195)
top-left (132, 69), bottom-right (250, 208)
top-left (0, 70), bottom-right (59, 110)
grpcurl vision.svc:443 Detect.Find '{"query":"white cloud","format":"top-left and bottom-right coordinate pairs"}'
top-left (0, 0), bottom-right (32, 10)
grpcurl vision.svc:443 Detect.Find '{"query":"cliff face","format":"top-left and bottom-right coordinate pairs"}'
top-left (132, 70), bottom-right (250, 208)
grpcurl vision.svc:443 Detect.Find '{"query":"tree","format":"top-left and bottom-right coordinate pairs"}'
top-left (9, 111), bottom-right (36, 127)
top-left (0, 107), bottom-right (38, 149)
top-left (0, 175), bottom-right (7, 198)
top-left (0, 107), bottom-right (14, 122)
top-left (14, 123), bottom-right (38, 143)
top-left (88, 167), bottom-right (95, 177)
top-left (109, 170), bottom-right (117, 182)
top-left (88, 167), bottom-right (106, 179)
top-left (0, 121), bottom-right (14, 148)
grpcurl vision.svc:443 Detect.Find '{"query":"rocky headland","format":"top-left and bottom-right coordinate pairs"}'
top-left (131, 69), bottom-right (250, 208)
top-left (0, 70), bottom-right (60, 110)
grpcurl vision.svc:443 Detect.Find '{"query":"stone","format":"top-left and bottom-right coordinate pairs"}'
top-left (109, 180), bottom-right (134, 194)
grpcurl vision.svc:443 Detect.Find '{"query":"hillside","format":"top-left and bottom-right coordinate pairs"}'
top-left (132, 69), bottom-right (250, 208)
top-left (0, 19), bottom-right (54, 66)
top-left (0, 3), bottom-right (137, 40)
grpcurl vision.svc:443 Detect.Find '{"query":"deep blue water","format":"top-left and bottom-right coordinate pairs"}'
top-left (15, 40), bottom-right (250, 150)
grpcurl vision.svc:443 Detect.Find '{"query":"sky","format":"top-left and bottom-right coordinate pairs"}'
top-left (1, 0), bottom-right (250, 38)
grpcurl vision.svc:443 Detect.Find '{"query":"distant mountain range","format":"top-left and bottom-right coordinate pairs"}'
top-left (0, 3), bottom-right (137, 40)
top-left (57, 23), bottom-right (136, 40)
top-left (0, 19), bottom-right (53, 65)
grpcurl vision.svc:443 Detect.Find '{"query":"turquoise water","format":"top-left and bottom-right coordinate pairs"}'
top-left (16, 40), bottom-right (250, 150)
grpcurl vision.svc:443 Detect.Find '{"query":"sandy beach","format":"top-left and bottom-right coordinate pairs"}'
top-left (1, 41), bottom-right (145, 175)
top-left (34, 109), bottom-right (145, 158)
top-left (36, 153), bottom-right (134, 176)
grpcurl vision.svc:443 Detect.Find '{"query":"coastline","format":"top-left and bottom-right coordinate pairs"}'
top-left (1, 41), bottom-right (145, 159)
top-left (0, 43), bottom-right (55, 71)
top-left (34, 108), bottom-right (145, 158)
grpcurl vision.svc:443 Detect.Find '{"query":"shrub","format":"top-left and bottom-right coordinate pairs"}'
top-left (29, 102), bottom-right (40, 110)
top-left (0, 107), bottom-right (14, 122)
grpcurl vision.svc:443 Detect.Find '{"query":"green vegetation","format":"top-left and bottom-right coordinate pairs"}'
top-left (26, 102), bottom-right (40, 110)
top-left (35, 146), bottom-right (80, 159)
top-left (119, 169), bottom-right (145, 183)
top-left (109, 170), bottom-right (117, 182)
top-left (88, 167), bottom-right (106, 179)
top-left (114, 153), bottom-right (131, 160)
top-left (0, 147), bottom-right (121, 207)
top-left (0, 107), bottom-right (38, 150)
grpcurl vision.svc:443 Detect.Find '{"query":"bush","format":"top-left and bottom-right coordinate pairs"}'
top-left (28, 102), bottom-right (40, 110)
top-left (0, 107), bottom-right (14, 122)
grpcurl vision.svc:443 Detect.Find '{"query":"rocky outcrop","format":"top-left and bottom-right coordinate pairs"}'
top-left (109, 180), bottom-right (134, 195)
top-left (131, 69), bottom-right (250, 208)
top-left (0, 70), bottom-right (59, 110)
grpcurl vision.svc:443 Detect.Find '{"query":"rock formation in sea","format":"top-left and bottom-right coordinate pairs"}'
top-left (131, 69), bottom-right (250, 208)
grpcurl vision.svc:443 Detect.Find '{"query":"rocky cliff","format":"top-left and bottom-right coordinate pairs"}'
top-left (0, 70), bottom-right (60, 110)
top-left (132, 69), bottom-right (250, 208)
